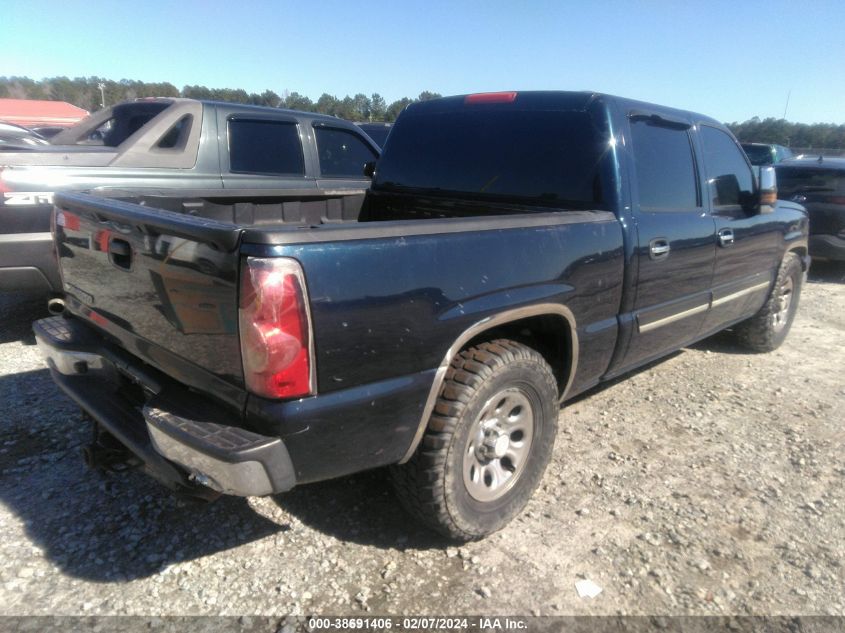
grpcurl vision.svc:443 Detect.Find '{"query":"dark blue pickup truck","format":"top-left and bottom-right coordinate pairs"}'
top-left (35, 91), bottom-right (809, 540)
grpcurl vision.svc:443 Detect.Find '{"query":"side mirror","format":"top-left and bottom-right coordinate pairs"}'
top-left (363, 161), bottom-right (376, 179)
top-left (757, 166), bottom-right (777, 214)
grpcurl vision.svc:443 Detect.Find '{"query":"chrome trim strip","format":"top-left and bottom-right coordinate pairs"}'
top-left (320, 189), bottom-right (367, 196)
top-left (398, 303), bottom-right (579, 464)
top-left (637, 279), bottom-right (772, 335)
top-left (298, 264), bottom-right (318, 397)
top-left (0, 232), bottom-right (52, 243)
top-left (637, 303), bottom-right (709, 334)
top-left (711, 281), bottom-right (770, 308)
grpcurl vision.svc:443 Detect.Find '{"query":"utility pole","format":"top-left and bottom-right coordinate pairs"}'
top-left (98, 82), bottom-right (106, 109)
top-left (782, 90), bottom-right (791, 120)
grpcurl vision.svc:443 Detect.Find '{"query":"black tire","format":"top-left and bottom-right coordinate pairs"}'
top-left (390, 339), bottom-right (558, 541)
top-left (734, 252), bottom-right (803, 352)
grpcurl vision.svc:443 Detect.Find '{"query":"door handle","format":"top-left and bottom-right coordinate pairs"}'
top-left (108, 239), bottom-right (130, 256)
top-left (649, 238), bottom-right (670, 260)
top-left (109, 238), bottom-right (132, 270)
top-left (718, 228), bottom-right (735, 247)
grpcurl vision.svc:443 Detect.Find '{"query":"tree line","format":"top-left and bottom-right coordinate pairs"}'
top-left (726, 117), bottom-right (845, 151)
top-left (0, 76), bottom-right (440, 122)
top-left (2, 76), bottom-right (843, 147)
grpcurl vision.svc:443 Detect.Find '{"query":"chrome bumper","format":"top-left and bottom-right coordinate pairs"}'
top-left (34, 316), bottom-right (296, 497)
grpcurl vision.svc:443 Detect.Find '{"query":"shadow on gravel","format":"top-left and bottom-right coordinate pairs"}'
top-left (272, 470), bottom-right (452, 550)
top-left (690, 329), bottom-right (749, 355)
top-left (565, 350), bottom-right (683, 406)
top-left (0, 292), bottom-right (48, 345)
top-left (808, 260), bottom-right (845, 285)
top-left (0, 368), bottom-right (286, 583)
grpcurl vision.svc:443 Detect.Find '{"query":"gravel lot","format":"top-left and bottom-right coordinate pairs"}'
top-left (1, 263), bottom-right (843, 617)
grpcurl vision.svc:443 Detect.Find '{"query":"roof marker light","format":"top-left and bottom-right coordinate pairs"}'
top-left (464, 92), bottom-right (518, 105)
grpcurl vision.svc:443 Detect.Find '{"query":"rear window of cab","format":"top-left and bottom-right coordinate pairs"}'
top-left (373, 109), bottom-right (608, 209)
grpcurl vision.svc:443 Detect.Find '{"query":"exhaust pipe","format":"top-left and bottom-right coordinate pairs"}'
top-left (47, 298), bottom-right (65, 315)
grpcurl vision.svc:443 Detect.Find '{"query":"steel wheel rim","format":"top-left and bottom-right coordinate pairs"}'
top-left (773, 275), bottom-right (794, 332)
top-left (463, 387), bottom-right (535, 502)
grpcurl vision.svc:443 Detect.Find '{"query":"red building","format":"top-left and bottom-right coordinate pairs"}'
top-left (0, 98), bottom-right (89, 128)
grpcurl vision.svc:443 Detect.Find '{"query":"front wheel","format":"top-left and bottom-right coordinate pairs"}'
top-left (390, 340), bottom-right (559, 541)
top-left (734, 252), bottom-right (803, 352)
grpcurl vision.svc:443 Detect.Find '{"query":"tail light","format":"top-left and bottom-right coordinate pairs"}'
top-left (95, 229), bottom-right (111, 252)
top-left (239, 257), bottom-right (314, 400)
top-left (0, 168), bottom-right (9, 194)
top-left (55, 209), bottom-right (81, 231)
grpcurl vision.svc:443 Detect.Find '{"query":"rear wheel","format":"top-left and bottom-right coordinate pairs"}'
top-left (734, 252), bottom-right (803, 352)
top-left (390, 339), bottom-right (558, 540)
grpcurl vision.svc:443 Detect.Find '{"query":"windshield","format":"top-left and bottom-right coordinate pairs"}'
top-left (741, 144), bottom-right (774, 166)
top-left (373, 109), bottom-right (608, 209)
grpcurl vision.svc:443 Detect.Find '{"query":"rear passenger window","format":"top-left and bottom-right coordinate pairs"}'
top-left (315, 127), bottom-right (377, 178)
top-left (157, 115), bottom-right (192, 149)
top-left (630, 119), bottom-right (699, 211)
top-left (700, 126), bottom-right (754, 212)
top-left (228, 119), bottom-right (305, 176)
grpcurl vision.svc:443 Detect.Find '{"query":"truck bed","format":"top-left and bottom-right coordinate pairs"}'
top-left (53, 190), bottom-right (625, 481)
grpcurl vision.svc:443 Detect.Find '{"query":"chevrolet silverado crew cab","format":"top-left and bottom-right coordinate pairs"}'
top-left (0, 98), bottom-right (379, 295)
top-left (35, 91), bottom-right (808, 540)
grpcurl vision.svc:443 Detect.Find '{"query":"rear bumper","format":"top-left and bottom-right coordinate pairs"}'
top-left (0, 232), bottom-right (62, 293)
top-left (809, 234), bottom-right (845, 261)
top-left (34, 316), bottom-right (296, 497)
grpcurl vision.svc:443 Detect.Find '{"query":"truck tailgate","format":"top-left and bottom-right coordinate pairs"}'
top-left (53, 192), bottom-right (245, 403)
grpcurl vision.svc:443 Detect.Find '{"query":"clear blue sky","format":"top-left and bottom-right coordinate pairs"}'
top-left (3, 0), bottom-right (844, 124)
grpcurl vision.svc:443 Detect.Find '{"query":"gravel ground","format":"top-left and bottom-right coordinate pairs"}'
top-left (0, 263), bottom-right (843, 617)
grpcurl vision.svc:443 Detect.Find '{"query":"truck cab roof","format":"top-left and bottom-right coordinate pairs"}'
top-left (405, 90), bottom-right (725, 129)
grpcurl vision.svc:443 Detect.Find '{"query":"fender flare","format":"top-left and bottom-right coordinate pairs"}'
top-left (398, 303), bottom-right (578, 463)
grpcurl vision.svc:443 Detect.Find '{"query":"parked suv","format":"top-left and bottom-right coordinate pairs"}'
top-left (776, 156), bottom-right (845, 261)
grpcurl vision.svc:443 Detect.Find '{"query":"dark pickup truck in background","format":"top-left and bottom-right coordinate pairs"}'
top-left (776, 156), bottom-right (845, 262)
top-left (35, 91), bottom-right (808, 540)
top-left (0, 98), bottom-right (379, 295)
